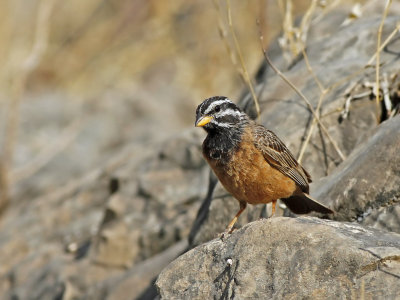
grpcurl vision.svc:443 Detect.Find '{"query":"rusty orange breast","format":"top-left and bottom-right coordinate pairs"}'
top-left (205, 128), bottom-right (297, 205)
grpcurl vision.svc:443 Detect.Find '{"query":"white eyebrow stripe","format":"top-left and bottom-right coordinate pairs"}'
top-left (215, 108), bottom-right (241, 118)
top-left (204, 99), bottom-right (231, 114)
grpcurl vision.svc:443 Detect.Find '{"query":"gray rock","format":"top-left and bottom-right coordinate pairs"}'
top-left (157, 217), bottom-right (400, 299)
top-left (85, 239), bottom-right (188, 300)
top-left (159, 129), bottom-right (206, 170)
top-left (0, 128), bottom-right (206, 299)
top-left (362, 205), bottom-right (400, 233)
top-left (5, 257), bottom-right (67, 300)
top-left (312, 116), bottom-right (400, 231)
top-left (90, 194), bottom-right (137, 268)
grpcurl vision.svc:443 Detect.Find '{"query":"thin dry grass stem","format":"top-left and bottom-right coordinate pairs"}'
top-left (326, 68), bottom-right (368, 95)
top-left (339, 21), bottom-right (400, 111)
top-left (0, 0), bottom-right (55, 211)
top-left (375, 0), bottom-right (392, 122)
top-left (297, 89), bottom-right (327, 163)
top-left (298, 0), bottom-right (317, 48)
top-left (212, 0), bottom-right (241, 82)
top-left (367, 22), bottom-right (400, 66)
top-left (301, 47), bottom-right (324, 93)
top-left (298, 124), bottom-right (314, 163)
top-left (280, 0), bottom-right (297, 62)
top-left (327, 21), bottom-right (400, 95)
top-left (320, 22), bottom-right (400, 116)
top-left (306, 17), bottom-right (397, 148)
top-left (266, 0), bottom-right (399, 162)
top-left (297, 48), bottom-right (328, 163)
top-left (225, 0), bottom-right (261, 119)
top-left (282, 0), bottom-right (294, 58)
top-left (279, 0), bottom-right (317, 61)
top-left (311, 0), bottom-right (341, 25)
top-left (320, 17), bottom-right (398, 125)
top-left (297, 93), bottom-right (326, 163)
top-left (375, 0), bottom-right (392, 121)
top-left (259, 33), bottom-right (346, 161)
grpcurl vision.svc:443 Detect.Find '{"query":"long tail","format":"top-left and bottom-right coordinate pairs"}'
top-left (281, 193), bottom-right (333, 215)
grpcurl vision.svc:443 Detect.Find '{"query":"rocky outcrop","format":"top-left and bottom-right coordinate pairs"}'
top-left (313, 116), bottom-right (400, 229)
top-left (157, 217), bottom-right (400, 299)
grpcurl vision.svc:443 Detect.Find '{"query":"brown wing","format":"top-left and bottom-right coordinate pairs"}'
top-left (253, 124), bottom-right (311, 193)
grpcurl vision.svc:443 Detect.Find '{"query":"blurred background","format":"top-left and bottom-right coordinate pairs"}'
top-left (2, 0), bottom-right (392, 299)
top-left (0, 0), bottom-right (324, 204)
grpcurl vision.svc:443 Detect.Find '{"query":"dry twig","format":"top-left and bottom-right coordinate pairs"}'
top-left (211, 0), bottom-right (260, 119)
top-left (259, 32), bottom-right (346, 161)
top-left (279, 0), bottom-right (318, 61)
top-left (301, 47), bottom-right (324, 94)
top-left (375, 0), bottom-right (392, 121)
top-left (212, 0), bottom-right (241, 82)
top-left (319, 21), bottom-right (400, 124)
top-left (367, 22), bottom-right (400, 67)
top-left (297, 48), bottom-right (327, 163)
top-left (225, 0), bottom-right (260, 119)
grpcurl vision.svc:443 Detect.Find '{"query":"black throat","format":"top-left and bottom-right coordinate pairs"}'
top-left (203, 126), bottom-right (243, 165)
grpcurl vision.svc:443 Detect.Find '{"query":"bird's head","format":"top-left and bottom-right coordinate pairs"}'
top-left (195, 96), bottom-right (246, 132)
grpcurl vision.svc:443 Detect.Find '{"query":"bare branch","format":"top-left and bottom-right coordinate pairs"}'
top-left (375, 0), bottom-right (392, 121)
top-left (225, 0), bottom-right (260, 119)
top-left (259, 32), bottom-right (346, 161)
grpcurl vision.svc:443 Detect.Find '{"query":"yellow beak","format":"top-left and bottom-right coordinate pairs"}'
top-left (195, 115), bottom-right (213, 127)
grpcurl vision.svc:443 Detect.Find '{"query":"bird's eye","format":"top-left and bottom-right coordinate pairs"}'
top-left (215, 106), bottom-right (221, 113)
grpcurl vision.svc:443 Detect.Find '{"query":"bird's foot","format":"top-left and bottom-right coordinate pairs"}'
top-left (219, 228), bottom-right (235, 241)
top-left (219, 231), bottom-right (228, 241)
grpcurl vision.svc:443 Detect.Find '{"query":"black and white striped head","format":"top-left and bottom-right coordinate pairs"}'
top-left (195, 96), bottom-right (246, 132)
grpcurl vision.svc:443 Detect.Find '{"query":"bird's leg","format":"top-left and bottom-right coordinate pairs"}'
top-left (221, 201), bottom-right (247, 239)
top-left (271, 200), bottom-right (277, 217)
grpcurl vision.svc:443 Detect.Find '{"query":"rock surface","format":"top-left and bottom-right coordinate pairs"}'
top-left (157, 217), bottom-right (400, 299)
top-left (0, 129), bottom-right (207, 299)
top-left (313, 116), bottom-right (400, 231)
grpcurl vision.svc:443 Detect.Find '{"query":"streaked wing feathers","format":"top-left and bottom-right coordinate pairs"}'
top-left (253, 124), bottom-right (311, 192)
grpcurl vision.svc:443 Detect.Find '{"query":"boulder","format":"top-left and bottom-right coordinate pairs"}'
top-left (157, 217), bottom-right (400, 299)
top-left (312, 116), bottom-right (400, 231)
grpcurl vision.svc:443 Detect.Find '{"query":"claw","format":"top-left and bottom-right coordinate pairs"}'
top-left (219, 227), bottom-right (236, 241)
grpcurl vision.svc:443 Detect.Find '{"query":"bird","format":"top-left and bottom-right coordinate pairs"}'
top-left (195, 96), bottom-right (333, 235)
